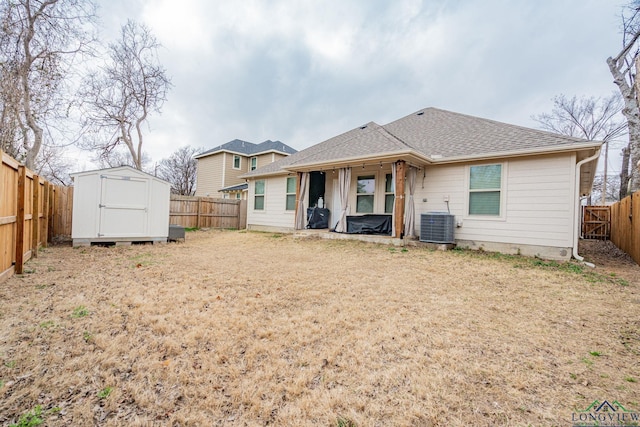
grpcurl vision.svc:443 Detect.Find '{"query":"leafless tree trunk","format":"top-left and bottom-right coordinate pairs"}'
top-left (0, 0), bottom-right (96, 169)
top-left (81, 20), bottom-right (171, 170)
top-left (620, 145), bottom-right (631, 199)
top-left (607, 2), bottom-right (640, 193)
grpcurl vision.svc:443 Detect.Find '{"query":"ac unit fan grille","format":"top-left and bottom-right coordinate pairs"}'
top-left (420, 213), bottom-right (455, 244)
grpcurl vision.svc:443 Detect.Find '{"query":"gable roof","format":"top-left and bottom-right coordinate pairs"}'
top-left (195, 139), bottom-right (297, 159)
top-left (241, 107), bottom-right (602, 178)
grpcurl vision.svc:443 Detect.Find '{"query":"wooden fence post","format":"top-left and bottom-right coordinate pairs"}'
top-left (197, 197), bottom-right (202, 228)
top-left (44, 182), bottom-right (51, 247)
top-left (15, 165), bottom-right (26, 274)
top-left (31, 175), bottom-right (40, 257)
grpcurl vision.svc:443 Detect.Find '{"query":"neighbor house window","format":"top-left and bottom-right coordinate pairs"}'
top-left (468, 164), bottom-right (502, 216)
top-left (285, 177), bottom-right (296, 211)
top-left (236, 193), bottom-right (241, 200)
top-left (356, 175), bottom-right (375, 213)
top-left (250, 157), bottom-right (258, 171)
top-left (233, 155), bottom-right (241, 169)
top-left (254, 180), bottom-right (265, 210)
top-left (384, 173), bottom-right (394, 214)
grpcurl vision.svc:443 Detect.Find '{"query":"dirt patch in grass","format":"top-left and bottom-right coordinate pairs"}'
top-left (0, 230), bottom-right (638, 426)
top-left (579, 239), bottom-right (640, 285)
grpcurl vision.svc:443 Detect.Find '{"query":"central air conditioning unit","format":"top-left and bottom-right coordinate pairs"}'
top-left (420, 212), bottom-right (455, 244)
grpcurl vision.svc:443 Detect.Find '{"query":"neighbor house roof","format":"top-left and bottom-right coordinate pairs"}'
top-left (240, 107), bottom-right (602, 178)
top-left (195, 139), bottom-right (297, 159)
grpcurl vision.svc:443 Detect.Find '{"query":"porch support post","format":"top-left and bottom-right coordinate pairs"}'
top-left (394, 160), bottom-right (406, 238)
top-left (294, 172), bottom-right (302, 228)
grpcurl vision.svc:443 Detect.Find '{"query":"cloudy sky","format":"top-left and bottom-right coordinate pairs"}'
top-left (89, 0), bottom-right (625, 174)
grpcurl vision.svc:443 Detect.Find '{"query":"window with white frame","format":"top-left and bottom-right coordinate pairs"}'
top-left (250, 157), bottom-right (258, 171)
top-left (356, 175), bottom-right (375, 213)
top-left (236, 193), bottom-right (241, 200)
top-left (233, 155), bottom-right (241, 169)
top-left (285, 177), bottom-right (296, 211)
top-left (384, 173), bottom-right (394, 214)
top-left (468, 164), bottom-right (502, 216)
top-left (254, 180), bottom-right (265, 210)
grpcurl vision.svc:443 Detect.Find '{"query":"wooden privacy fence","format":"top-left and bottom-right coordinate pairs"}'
top-left (610, 192), bottom-right (640, 265)
top-left (170, 195), bottom-right (247, 230)
top-left (1, 151), bottom-right (70, 282)
top-left (582, 206), bottom-right (610, 240)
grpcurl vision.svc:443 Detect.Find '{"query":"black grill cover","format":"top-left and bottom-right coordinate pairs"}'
top-left (307, 207), bottom-right (330, 229)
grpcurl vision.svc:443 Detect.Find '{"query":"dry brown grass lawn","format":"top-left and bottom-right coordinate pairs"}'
top-left (0, 230), bottom-right (638, 426)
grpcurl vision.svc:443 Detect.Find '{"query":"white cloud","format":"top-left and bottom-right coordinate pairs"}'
top-left (93, 0), bottom-right (624, 163)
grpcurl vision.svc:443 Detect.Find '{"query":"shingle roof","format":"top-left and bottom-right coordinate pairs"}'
top-left (384, 108), bottom-right (591, 158)
top-left (220, 183), bottom-right (248, 192)
top-left (196, 139), bottom-right (296, 158)
top-left (241, 107), bottom-right (602, 178)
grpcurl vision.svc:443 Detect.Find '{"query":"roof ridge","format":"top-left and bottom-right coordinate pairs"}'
top-left (377, 124), bottom-right (413, 150)
top-left (285, 121), bottom-right (381, 167)
top-left (408, 107), bottom-right (599, 144)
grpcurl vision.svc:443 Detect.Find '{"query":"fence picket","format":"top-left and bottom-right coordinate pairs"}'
top-left (609, 193), bottom-right (639, 265)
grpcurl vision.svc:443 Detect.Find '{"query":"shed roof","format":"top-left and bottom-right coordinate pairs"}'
top-left (70, 165), bottom-right (171, 185)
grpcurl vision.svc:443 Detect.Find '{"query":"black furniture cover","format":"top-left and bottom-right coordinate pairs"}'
top-left (307, 207), bottom-right (330, 229)
top-left (346, 214), bottom-right (392, 235)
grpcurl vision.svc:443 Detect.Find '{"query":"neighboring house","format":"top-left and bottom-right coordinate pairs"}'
top-left (195, 139), bottom-right (297, 199)
top-left (240, 107), bottom-right (602, 261)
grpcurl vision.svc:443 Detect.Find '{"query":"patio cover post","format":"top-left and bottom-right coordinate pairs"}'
top-left (394, 160), bottom-right (406, 238)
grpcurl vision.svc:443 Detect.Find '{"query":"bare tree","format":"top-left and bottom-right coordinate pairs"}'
top-left (532, 93), bottom-right (627, 202)
top-left (81, 20), bottom-right (171, 170)
top-left (33, 144), bottom-right (73, 185)
top-left (591, 174), bottom-right (622, 204)
top-left (607, 1), bottom-right (640, 194)
top-left (156, 146), bottom-right (200, 195)
top-left (89, 143), bottom-right (152, 171)
top-left (0, 0), bottom-right (96, 168)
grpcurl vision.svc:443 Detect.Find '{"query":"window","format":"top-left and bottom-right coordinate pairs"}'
top-left (250, 157), bottom-right (258, 171)
top-left (254, 180), bottom-right (265, 210)
top-left (236, 193), bottom-right (241, 200)
top-left (469, 164), bottom-right (502, 216)
top-left (285, 177), bottom-right (296, 211)
top-left (233, 155), bottom-right (241, 170)
top-left (384, 173), bottom-right (394, 214)
top-left (356, 175), bottom-right (375, 213)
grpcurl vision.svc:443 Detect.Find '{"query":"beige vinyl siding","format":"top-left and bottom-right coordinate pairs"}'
top-left (413, 153), bottom-right (575, 248)
top-left (249, 153), bottom-right (288, 172)
top-left (195, 154), bottom-right (225, 197)
top-left (246, 175), bottom-right (296, 230)
top-left (224, 153), bottom-right (246, 187)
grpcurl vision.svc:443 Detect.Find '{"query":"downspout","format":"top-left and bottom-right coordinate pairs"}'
top-left (572, 148), bottom-right (601, 266)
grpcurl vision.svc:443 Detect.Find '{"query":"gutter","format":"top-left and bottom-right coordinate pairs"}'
top-left (572, 148), bottom-right (601, 266)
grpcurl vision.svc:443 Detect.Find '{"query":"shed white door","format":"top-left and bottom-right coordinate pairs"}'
top-left (98, 174), bottom-right (149, 237)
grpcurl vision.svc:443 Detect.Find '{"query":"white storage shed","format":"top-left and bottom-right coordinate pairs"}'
top-left (71, 166), bottom-right (171, 246)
